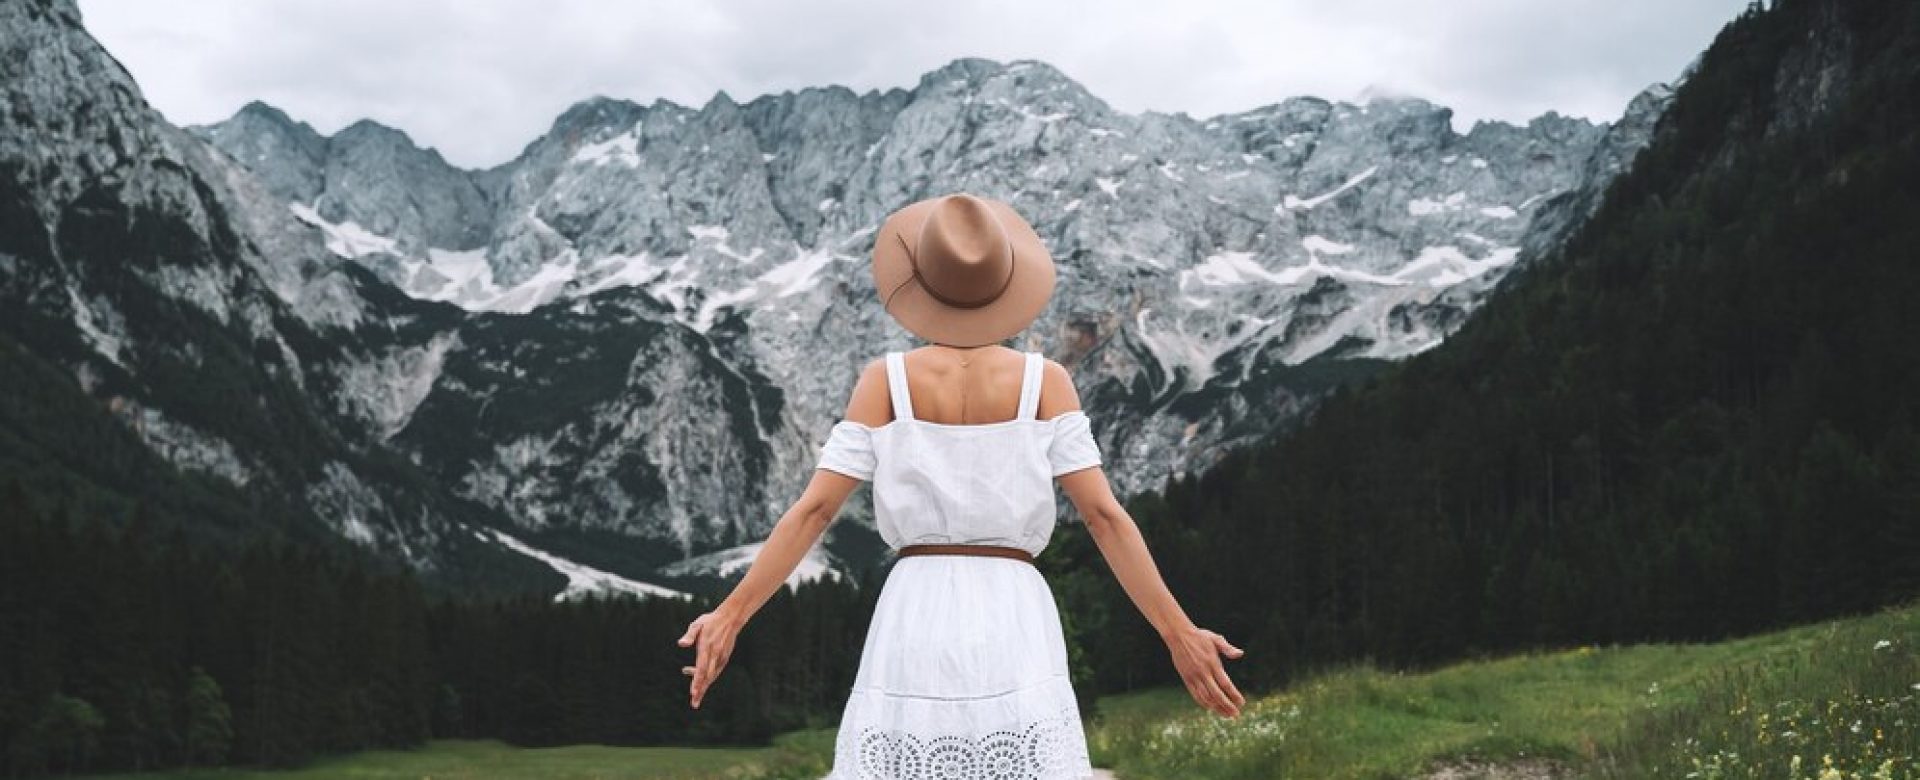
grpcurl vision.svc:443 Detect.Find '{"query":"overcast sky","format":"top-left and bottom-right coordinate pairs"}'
top-left (78, 0), bottom-right (1749, 169)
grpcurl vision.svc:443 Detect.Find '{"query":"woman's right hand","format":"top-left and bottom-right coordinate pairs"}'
top-left (1164, 625), bottom-right (1246, 718)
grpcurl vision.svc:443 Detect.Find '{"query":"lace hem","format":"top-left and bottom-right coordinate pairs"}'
top-left (827, 699), bottom-right (1090, 779)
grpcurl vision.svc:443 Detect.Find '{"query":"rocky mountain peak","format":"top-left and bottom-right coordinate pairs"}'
top-left (334, 117), bottom-right (424, 149)
top-left (8, 0), bottom-right (1684, 596)
top-left (233, 99), bottom-right (316, 133)
top-left (704, 89), bottom-right (741, 114)
top-left (185, 51), bottom-right (1678, 577)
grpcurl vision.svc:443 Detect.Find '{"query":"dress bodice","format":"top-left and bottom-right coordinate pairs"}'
top-left (815, 350), bottom-right (1103, 556)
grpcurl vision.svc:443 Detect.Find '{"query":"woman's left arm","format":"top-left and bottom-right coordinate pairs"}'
top-left (679, 358), bottom-right (889, 709)
top-left (678, 471), bottom-right (862, 708)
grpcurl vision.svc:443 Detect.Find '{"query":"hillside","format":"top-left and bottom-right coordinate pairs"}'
top-left (1040, 0), bottom-right (1920, 702)
top-left (1086, 600), bottom-right (1920, 779)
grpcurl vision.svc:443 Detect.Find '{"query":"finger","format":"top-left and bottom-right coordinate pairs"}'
top-left (696, 642), bottom-right (725, 707)
top-left (679, 619), bottom-right (704, 647)
top-left (682, 666), bottom-right (695, 676)
top-left (1200, 674), bottom-right (1236, 717)
top-left (1213, 634), bottom-right (1245, 658)
top-left (695, 641), bottom-right (718, 703)
top-left (699, 642), bottom-right (720, 689)
top-left (704, 651), bottom-right (730, 699)
top-left (1213, 664), bottom-right (1246, 708)
top-left (1182, 670), bottom-right (1216, 713)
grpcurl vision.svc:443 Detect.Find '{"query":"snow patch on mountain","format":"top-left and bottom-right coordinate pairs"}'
top-left (1282, 165), bottom-right (1378, 211)
top-left (1392, 245), bottom-right (1522, 287)
top-left (1132, 305), bottom-right (1280, 389)
top-left (1301, 235), bottom-right (1356, 256)
top-left (1183, 251), bottom-right (1293, 287)
top-left (1408, 191), bottom-right (1469, 216)
top-left (290, 202), bottom-right (399, 257)
top-left (478, 527), bottom-right (690, 602)
top-left (657, 541), bottom-right (843, 591)
top-left (574, 126), bottom-right (642, 167)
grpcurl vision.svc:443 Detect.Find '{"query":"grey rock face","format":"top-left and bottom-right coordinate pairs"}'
top-left (9, 0), bottom-right (1673, 594)
top-left (0, 0), bottom-right (560, 596)
top-left (1517, 84), bottom-right (1677, 264)
top-left (200, 56), bottom-right (1672, 569)
top-left (190, 105), bottom-right (495, 258)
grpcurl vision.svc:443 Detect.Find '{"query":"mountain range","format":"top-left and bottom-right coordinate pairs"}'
top-left (1, 0), bottom-right (1676, 597)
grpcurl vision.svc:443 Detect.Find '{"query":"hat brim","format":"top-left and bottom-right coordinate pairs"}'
top-left (872, 196), bottom-right (1056, 347)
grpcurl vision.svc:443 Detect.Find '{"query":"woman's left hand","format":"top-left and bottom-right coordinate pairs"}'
top-left (678, 609), bottom-right (743, 709)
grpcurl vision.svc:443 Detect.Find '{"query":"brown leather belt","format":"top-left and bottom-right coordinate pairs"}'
top-left (895, 543), bottom-right (1035, 565)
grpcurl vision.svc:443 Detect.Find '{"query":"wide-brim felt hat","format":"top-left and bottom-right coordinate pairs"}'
top-left (872, 192), bottom-right (1056, 347)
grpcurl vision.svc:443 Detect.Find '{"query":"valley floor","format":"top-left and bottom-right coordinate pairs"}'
top-left (80, 601), bottom-right (1919, 780)
top-left (1088, 600), bottom-right (1919, 779)
top-left (76, 736), bottom-right (832, 780)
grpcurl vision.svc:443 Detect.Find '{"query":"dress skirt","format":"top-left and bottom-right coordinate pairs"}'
top-left (826, 554), bottom-right (1094, 779)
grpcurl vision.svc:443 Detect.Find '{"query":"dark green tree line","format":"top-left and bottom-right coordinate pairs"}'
top-left (0, 484), bottom-right (876, 777)
top-left (1043, 0), bottom-right (1920, 699)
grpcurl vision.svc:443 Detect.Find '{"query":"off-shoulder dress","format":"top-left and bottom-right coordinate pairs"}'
top-left (815, 349), bottom-right (1103, 779)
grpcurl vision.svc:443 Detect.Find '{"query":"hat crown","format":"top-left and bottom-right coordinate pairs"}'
top-left (912, 194), bottom-right (1014, 308)
top-left (870, 191), bottom-right (1056, 348)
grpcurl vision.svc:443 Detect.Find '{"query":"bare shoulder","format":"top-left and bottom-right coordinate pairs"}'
top-left (1036, 358), bottom-right (1084, 418)
top-left (843, 357), bottom-right (892, 426)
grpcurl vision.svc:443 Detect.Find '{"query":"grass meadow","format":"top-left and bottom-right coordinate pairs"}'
top-left (83, 601), bottom-right (1918, 779)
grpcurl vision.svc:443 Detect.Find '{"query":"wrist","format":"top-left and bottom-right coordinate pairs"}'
top-left (1157, 619), bottom-right (1197, 643)
top-left (714, 601), bottom-right (753, 627)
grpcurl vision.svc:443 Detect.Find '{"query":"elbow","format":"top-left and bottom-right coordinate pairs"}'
top-left (795, 495), bottom-right (838, 535)
top-left (1079, 498), bottom-right (1126, 538)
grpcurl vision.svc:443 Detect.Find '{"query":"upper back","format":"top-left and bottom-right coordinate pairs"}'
top-left (816, 345), bottom-right (1107, 556)
top-left (843, 345), bottom-right (1081, 428)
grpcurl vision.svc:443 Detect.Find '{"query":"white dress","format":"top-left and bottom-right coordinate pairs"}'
top-left (815, 350), bottom-right (1103, 780)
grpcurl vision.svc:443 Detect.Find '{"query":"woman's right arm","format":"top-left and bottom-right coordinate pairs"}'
top-left (1041, 362), bottom-right (1246, 719)
top-left (1058, 467), bottom-right (1246, 718)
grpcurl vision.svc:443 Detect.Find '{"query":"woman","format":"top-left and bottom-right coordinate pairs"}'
top-left (677, 192), bottom-right (1245, 778)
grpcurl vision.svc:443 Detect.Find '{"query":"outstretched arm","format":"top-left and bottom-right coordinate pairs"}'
top-left (677, 359), bottom-right (888, 709)
top-left (1042, 361), bottom-right (1247, 719)
top-left (678, 468), bottom-right (861, 707)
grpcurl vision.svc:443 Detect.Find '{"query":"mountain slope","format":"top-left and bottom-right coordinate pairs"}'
top-left (186, 56), bottom-right (1675, 582)
top-left (1038, 0), bottom-right (1920, 698)
top-left (0, 0), bottom-right (585, 596)
top-left (6, 0), bottom-right (1680, 593)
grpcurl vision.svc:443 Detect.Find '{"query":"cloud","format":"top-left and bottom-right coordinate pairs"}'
top-left (77, 0), bottom-right (1748, 168)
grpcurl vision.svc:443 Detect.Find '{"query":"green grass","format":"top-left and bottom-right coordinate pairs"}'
top-left (83, 602), bottom-right (1919, 779)
top-left (79, 731), bottom-right (838, 780)
top-left (1087, 601), bottom-right (1920, 779)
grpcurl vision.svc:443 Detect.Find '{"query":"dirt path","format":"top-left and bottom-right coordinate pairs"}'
top-left (1418, 758), bottom-right (1569, 779)
top-left (1093, 761), bottom-right (1563, 779)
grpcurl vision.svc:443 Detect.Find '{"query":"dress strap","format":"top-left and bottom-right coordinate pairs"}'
top-left (884, 351), bottom-right (916, 422)
top-left (1015, 351), bottom-right (1043, 421)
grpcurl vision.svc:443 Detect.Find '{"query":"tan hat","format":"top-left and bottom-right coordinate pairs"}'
top-left (872, 192), bottom-right (1056, 347)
